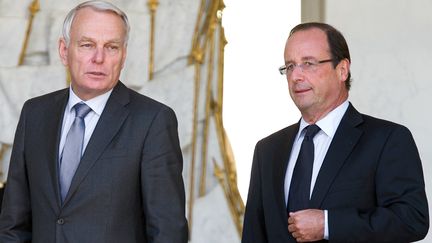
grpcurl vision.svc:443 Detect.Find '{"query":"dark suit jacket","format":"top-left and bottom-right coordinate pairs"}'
top-left (0, 82), bottom-right (188, 243)
top-left (242, 103), bottom-right (429, 243)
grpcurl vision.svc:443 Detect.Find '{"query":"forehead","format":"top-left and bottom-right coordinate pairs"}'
top-left (284, 28), bottom-right (330, 60)
top-left (70, 7), bottom-right (126, 40)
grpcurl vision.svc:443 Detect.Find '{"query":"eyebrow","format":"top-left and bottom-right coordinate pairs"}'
top-left (77, 36), bottom-right (124, 44)
top-left (285, 56), bottom-right (318, 64)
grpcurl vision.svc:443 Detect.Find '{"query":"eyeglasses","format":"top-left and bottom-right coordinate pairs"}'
top-left (279, 59), bottom-right (334, 75)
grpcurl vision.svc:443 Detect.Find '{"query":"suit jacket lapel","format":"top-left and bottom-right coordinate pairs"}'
top-left (45, 89), bottom-right (69, 209)
top-left (273, 123), bottom-right (299, 219)
top-left (63, 82), bottom-right (130, 205)
top-left (310, 104), bottom-right (363, 208)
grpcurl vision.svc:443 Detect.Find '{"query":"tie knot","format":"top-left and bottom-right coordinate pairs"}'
top-left (74, 103), bottom-right (92, 119)
top-left (304, 124), bottom-right (320, 140)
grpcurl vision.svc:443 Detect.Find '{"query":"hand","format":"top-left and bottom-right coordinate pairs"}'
top-left (288, 209), bottom-right (324, 242)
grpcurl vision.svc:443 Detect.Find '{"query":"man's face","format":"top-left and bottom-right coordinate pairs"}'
top-left (284, 28), bottom-right (349, 119)
top-left (59, 7), bottom-right (127, 100)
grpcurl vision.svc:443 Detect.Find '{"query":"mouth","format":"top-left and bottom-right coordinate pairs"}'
top-left (294, 87), bottom-right (312, 94)
top-left (86, 71), bottom-right (107, 77)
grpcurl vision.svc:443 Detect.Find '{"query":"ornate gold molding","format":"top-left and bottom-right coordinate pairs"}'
top-left (198, 15), bottom-right (217, 197)
top-left (189, 0), bottom-right (206, 65)
top-left (188, 49), bottom-right (203, 234)
top-left (188, 0), bottom-right (214, 234)
top-left (213, 102), bottom-right (245, 235)
top-left (18, 0), bottom-right (40, 66)
top-left (213, 157), bottom-right (243, 235)
top-left (0, 143), bottom-right (11, 188)
top-left (212, 6), bottom-right (245, 231)
top-left (147, 0), bottom-right (159, 80)
top-left (188, 0), bottom-right (244, 237)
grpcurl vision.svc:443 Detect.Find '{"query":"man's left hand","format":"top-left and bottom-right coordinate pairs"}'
top-left (288, 209), bottom-right (324, 242)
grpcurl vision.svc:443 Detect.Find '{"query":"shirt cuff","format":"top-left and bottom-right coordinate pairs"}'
top-left (324, 209), bottom-right (329, 240)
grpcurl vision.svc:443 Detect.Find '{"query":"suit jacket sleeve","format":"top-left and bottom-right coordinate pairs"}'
top-left (140, 106), bottom-right (188, 243)
top-left (242, 141), bottom-right (268, 243)
top-left (329, 125), bottom-right (429, 242)
top-left (0, 101), bottom-right (32, 242)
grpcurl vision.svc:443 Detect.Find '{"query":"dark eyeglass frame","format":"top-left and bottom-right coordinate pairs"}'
top-left (279, 59), bottom-right (334, 75)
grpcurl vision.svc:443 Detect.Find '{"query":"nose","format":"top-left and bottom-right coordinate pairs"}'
top-left (92, 47), bottom-right (105, 64)
top-left (288, 65), bottom-right (304, 82)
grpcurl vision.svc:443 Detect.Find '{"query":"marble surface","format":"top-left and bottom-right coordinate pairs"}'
top-left (0, 65), bottom-right (66, 182)
top-left (0, 0), bottom-right (32, 18)
top-left (0, 65), bottom-right (67, 144)
top-left (191, 184), bottom-right (241, 243)
top-left (24, 10), bottom-right (51, 65)
top-left (0, 1), bottom-right (241, 242)
top-left (139, 65), bottom-right (195, 149)
top-left (0, 17), bottom-right (28, 67)
top-left (153, 0), bottom-right (200, 72)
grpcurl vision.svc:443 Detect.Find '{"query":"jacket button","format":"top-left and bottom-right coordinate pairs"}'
top-left (57, 218), bottom-right (65, 225)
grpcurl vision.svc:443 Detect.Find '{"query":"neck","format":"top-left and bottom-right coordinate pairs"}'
top-left (301, 94), bottom-right (348, 124)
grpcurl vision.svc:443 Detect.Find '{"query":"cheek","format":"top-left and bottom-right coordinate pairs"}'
top-left (287, 80), bottom-right (295, 93)
top-left (68, 53), bottom-right (88, 67)
top-left (311, 70), bottom-right (334, 89)
top-left (113, 57), bottom-right (126, 71)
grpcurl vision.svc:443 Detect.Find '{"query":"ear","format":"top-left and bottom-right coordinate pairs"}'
top-left (58, 38), bottom-right (69, 66)
top-left (336, 58), bottom-right (350, 82)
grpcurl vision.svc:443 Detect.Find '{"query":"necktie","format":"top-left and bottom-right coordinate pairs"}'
top-left (287, 124), bottom-right (321, 212)
top-left (59, 103), bottom-right (92, 201)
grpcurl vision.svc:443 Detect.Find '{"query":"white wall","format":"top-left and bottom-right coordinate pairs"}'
top-left (324, 0), bottom-right (432, 241)
top-left (223, 0), bottom-right (301, 201)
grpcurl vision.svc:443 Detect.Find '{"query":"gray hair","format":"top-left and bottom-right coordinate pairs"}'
top-left (62, 0), bottom-right (130, 46)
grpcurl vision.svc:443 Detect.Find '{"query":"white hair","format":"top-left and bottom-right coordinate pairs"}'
top-left (62, 0), bottom-right (130, 46)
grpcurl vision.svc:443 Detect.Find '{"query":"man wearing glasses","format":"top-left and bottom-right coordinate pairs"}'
top-left (242, 22), bottom-right (429, 242)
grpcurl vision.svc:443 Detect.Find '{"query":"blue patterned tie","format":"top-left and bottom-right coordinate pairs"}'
top-left (59, 103), bottom-right (92, 201)
top-left (287, 124), bottom-right (321, 212)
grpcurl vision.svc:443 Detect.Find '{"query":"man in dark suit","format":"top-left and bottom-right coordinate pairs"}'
top-left (0, 1), bottom-right (188, 242)
top-left (242, 22), bottom-right (429, 242)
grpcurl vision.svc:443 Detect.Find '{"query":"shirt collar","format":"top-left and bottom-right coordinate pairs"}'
top-left (67, 86), bottom-right (113, 116)
top-left (297, 100), bottom-right (349, 140)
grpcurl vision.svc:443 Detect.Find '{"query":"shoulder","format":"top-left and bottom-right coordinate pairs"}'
top-left (111, 82), bottom-right (174, 115)
top-left (366, 117), bottom-right (417, 151)
top-left (341, 106), bottom-right (417, 151)
top-left (25, 88), bottom-right (67, 105)
top-left (256, 123), bottom-right (298, 149)
top-left (345, 103), bottom-right (413, 139)
top-left (117, 85), bottom-right (177, 125)
top-left (21, 88), bottom-right (68, 114)
top-left (127, 87), bottom-right (175, 114)
top-left (359, 112), bottom-right (413, 138)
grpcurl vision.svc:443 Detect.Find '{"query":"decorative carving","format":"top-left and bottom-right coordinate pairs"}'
top-left (18, 0), bottom-right (40, 66)
top-left (147, 0), bottom-right (159, 80)
top-left (0, 143), bottom-right (11, 187)
top-left (188, 0), bottom-right (244, 237)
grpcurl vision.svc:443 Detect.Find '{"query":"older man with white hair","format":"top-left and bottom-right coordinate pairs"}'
top-left (0, 1), bottom-right (188, 242)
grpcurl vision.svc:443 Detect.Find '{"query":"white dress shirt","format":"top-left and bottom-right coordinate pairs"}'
top-left (58, 87), bottom-right (113, 161)
top-left (284, 99), bottom-right (349, 239)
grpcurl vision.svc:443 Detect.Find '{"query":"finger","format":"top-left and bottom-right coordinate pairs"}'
top-left (293, 233), bottom-right (305, 242)
top-left (288, 216), bottom-right (295, 224)
top-left (288, 224), bottom-right (296, 233)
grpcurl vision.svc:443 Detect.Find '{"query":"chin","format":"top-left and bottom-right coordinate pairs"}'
top-left (296, 101), bottom-right (315, 112)
top-left (85, 79), bottom-right (116, 89)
